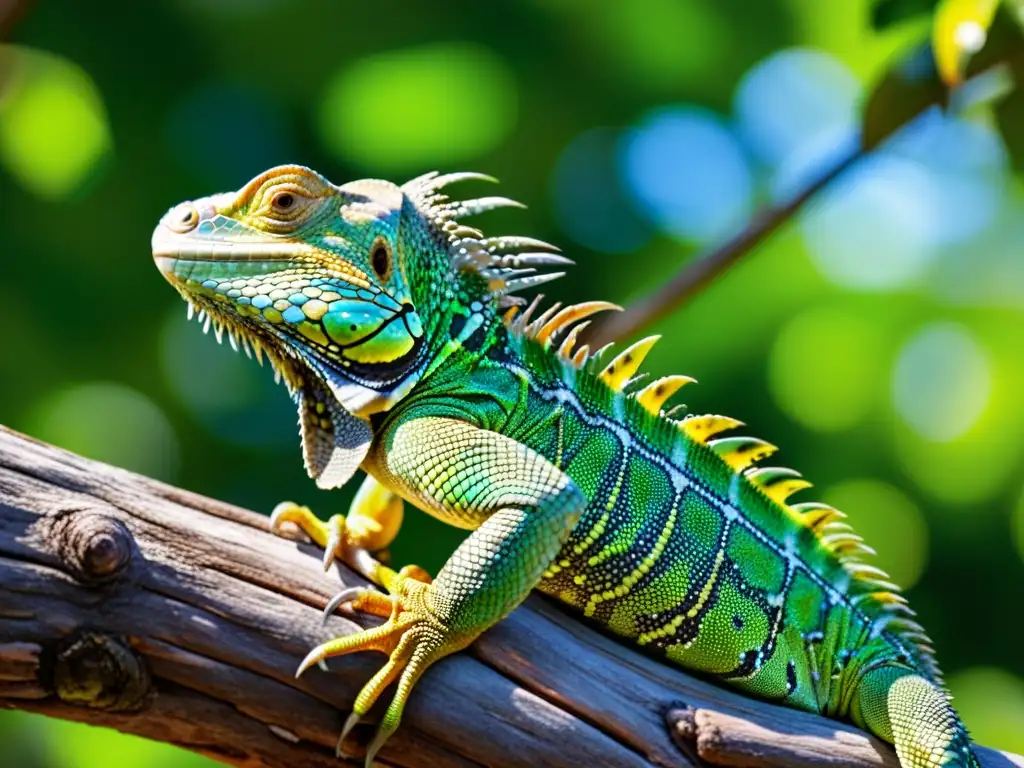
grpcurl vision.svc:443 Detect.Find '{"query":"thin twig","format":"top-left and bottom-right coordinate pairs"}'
top-left (584, 148), bottom-right (860, 348)
top-left (583, 45), bottom-right (1018, 348)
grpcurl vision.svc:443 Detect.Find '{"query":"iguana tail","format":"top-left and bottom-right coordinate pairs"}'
top-left (853, 663), bottom-right (980, 768)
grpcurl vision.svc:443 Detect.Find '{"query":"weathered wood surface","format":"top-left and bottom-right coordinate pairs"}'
top-left (0, 425), bottom-right (1020, 768)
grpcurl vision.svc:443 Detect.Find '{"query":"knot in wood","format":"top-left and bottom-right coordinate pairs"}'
top-left (52, 633), bottom-right (151, 712)
top-left (55, 509), bottom-right (133, 583)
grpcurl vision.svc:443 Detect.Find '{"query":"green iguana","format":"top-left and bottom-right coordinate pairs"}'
top-left (151, 164), bottom-right (980, 768)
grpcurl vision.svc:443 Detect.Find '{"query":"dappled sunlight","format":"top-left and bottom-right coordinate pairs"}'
top-left (0, 46), bottom-right (111, 199)
top-left (622, 106), bottom-right (754, 244)
top-left (1, 0), bottom-right (1022, 763)
top-left (316, 43), bottom-right (517, 172)
top-left (23, 382), bottom-right (179, 482)
top-left (822, 479), bottom-right (929, 589)
top-left (768, 306), bottom-right (887, 432)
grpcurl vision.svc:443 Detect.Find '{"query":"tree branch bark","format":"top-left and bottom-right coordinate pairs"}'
top-left (0, 426), bottom-right (1020, 768)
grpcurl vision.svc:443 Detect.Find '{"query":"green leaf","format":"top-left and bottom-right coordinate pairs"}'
top-left (861, 42), bottom-right (947, 150)
top-left (994, 86), bottom-right (1024, 170)
top-left (994, 51), bottom-right (1024, 171)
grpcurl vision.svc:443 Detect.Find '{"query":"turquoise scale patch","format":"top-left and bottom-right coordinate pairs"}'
top-left (252, 296), bottom-right (272, 310)
top-left (289, 293), bottom-right (308, 306)
top-left (282, 306), bottom-right (306, 324)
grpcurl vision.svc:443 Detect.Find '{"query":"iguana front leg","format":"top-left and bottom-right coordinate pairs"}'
top-left (295, 416), bottom-right (585, 766)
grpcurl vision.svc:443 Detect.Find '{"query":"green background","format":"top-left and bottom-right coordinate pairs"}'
top-left (1, 0), bottom-right (1023, 764)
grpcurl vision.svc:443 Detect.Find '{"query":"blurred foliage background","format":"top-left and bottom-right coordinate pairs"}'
top-left (1, 0), bottom-right (1023, 764)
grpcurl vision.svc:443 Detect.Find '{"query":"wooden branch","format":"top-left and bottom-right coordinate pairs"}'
top-left (0, 425), bottom-right (1020, 768)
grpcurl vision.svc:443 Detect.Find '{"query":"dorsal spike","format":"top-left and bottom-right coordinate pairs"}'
top-left (403, 170), bottom-right (439, 190)
top-left (706, 436), bottom-right (778, 472)
top-left (557, 321), bottom-right (591, 360)
top-left (571, 344), bottom-right (590, 367)
top-left (525, 302), bottom-right (563, 338)
top-left (635, 375), bottom-right (695, 416)
top-left (450, 225), bottom-right (486, 240)
top-left (746, 466), bottom-right (813, 505)
top-left (483, 235), bottom-right (562, 254)
top-left (427, 171), bottom-right (497, 191)
top-left (502, 272), bottom-right (565, 295)
top-left (679, 413), bottom-right (742, 443)
top-left (622, 373), bottom-right (650, 393)
top-left (445, 196), bottom-right (525, 218)
top-left (512, 294), bottom-right (545, 332)
top-left (820, 532), bottom-right (868, 554)
top-left (819, 521), bottom-right (855, 536)
top-left (535, 301), bottom-right (621, 344)
top-left (857, 578), bottom-right (904, 593)
top-left (598, 336), bottom-right (660, 391)
top-left (790, 502), bottom-right (846, 530)
top-left (663, 404), bottom-right (688, 420)
top-left (497, 253), bottom-right (575, 269)
top-left (845, 563), bottom-right (893, 582)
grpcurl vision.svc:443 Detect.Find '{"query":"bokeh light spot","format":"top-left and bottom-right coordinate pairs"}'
top-left (734, 48), bottom-right (859, 168)
top-left (0, 46), bottom-right (112, 199)
top-left (159, 307), bottom-right (295, 448)
top-left (822, 479), bottom-right (928, 589)
top-left (800, 155), bottom-right (936, 290)
top-left (892, 323), bottom-right (990, 442)
top-left (46, 713), bottom-right (216, 768)
top-left (317, 43), bottom-right (516, 172)
top-left (894, 423), bottom-right (1019, 505)
top-left (596, 0), bottom-right (728, 88)
top-left (551, 127), bottom-right (652, 254)
top-left (887, 109), bottom-right (1007, 247)
top-left (946, 667), bottom-right (1024, 754)
top-left (24, 382), bottom-right (178, 482)
top-left (768, 307), bottom-right (883, 432)
top-left (622, 106), bottom-right (753, 244)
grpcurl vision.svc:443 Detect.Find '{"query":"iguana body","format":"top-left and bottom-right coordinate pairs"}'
top-left (152, 165), bottom-right (979, 768)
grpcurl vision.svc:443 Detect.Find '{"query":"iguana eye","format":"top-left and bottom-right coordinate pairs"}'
top-left (370, 238), bottom-right (392, 281)
top-left (272, 191), bottom-right (296, 213)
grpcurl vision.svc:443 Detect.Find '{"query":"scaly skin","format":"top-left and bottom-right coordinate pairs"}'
top-left (152, 165), bottom-right (980, 768)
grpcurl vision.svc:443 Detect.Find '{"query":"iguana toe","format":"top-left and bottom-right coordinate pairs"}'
top-left (298, 573), bottom-right (459, 767)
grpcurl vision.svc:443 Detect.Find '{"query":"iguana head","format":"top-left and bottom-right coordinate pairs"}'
top-left (152, 164), bottom-right (567, 486)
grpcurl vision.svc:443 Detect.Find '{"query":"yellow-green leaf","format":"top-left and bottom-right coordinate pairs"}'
top-left (932, 0), bottom-right (999, 85)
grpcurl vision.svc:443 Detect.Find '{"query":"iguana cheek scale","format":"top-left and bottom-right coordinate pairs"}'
top-left (152, 164), bottom-right (981, 768)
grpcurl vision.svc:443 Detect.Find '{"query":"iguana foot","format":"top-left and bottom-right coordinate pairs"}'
top-left (297, 574), bottom-right (464, 766)
top-left (269, 501), bottom-right (431, 586)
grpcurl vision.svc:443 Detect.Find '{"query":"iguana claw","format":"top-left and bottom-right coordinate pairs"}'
top-left (321, 586), bottom-right (396, 624)
top-left (269, 502), bottom-right (351, 573)
top-left (296, 573), bottom-right (455, 768)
